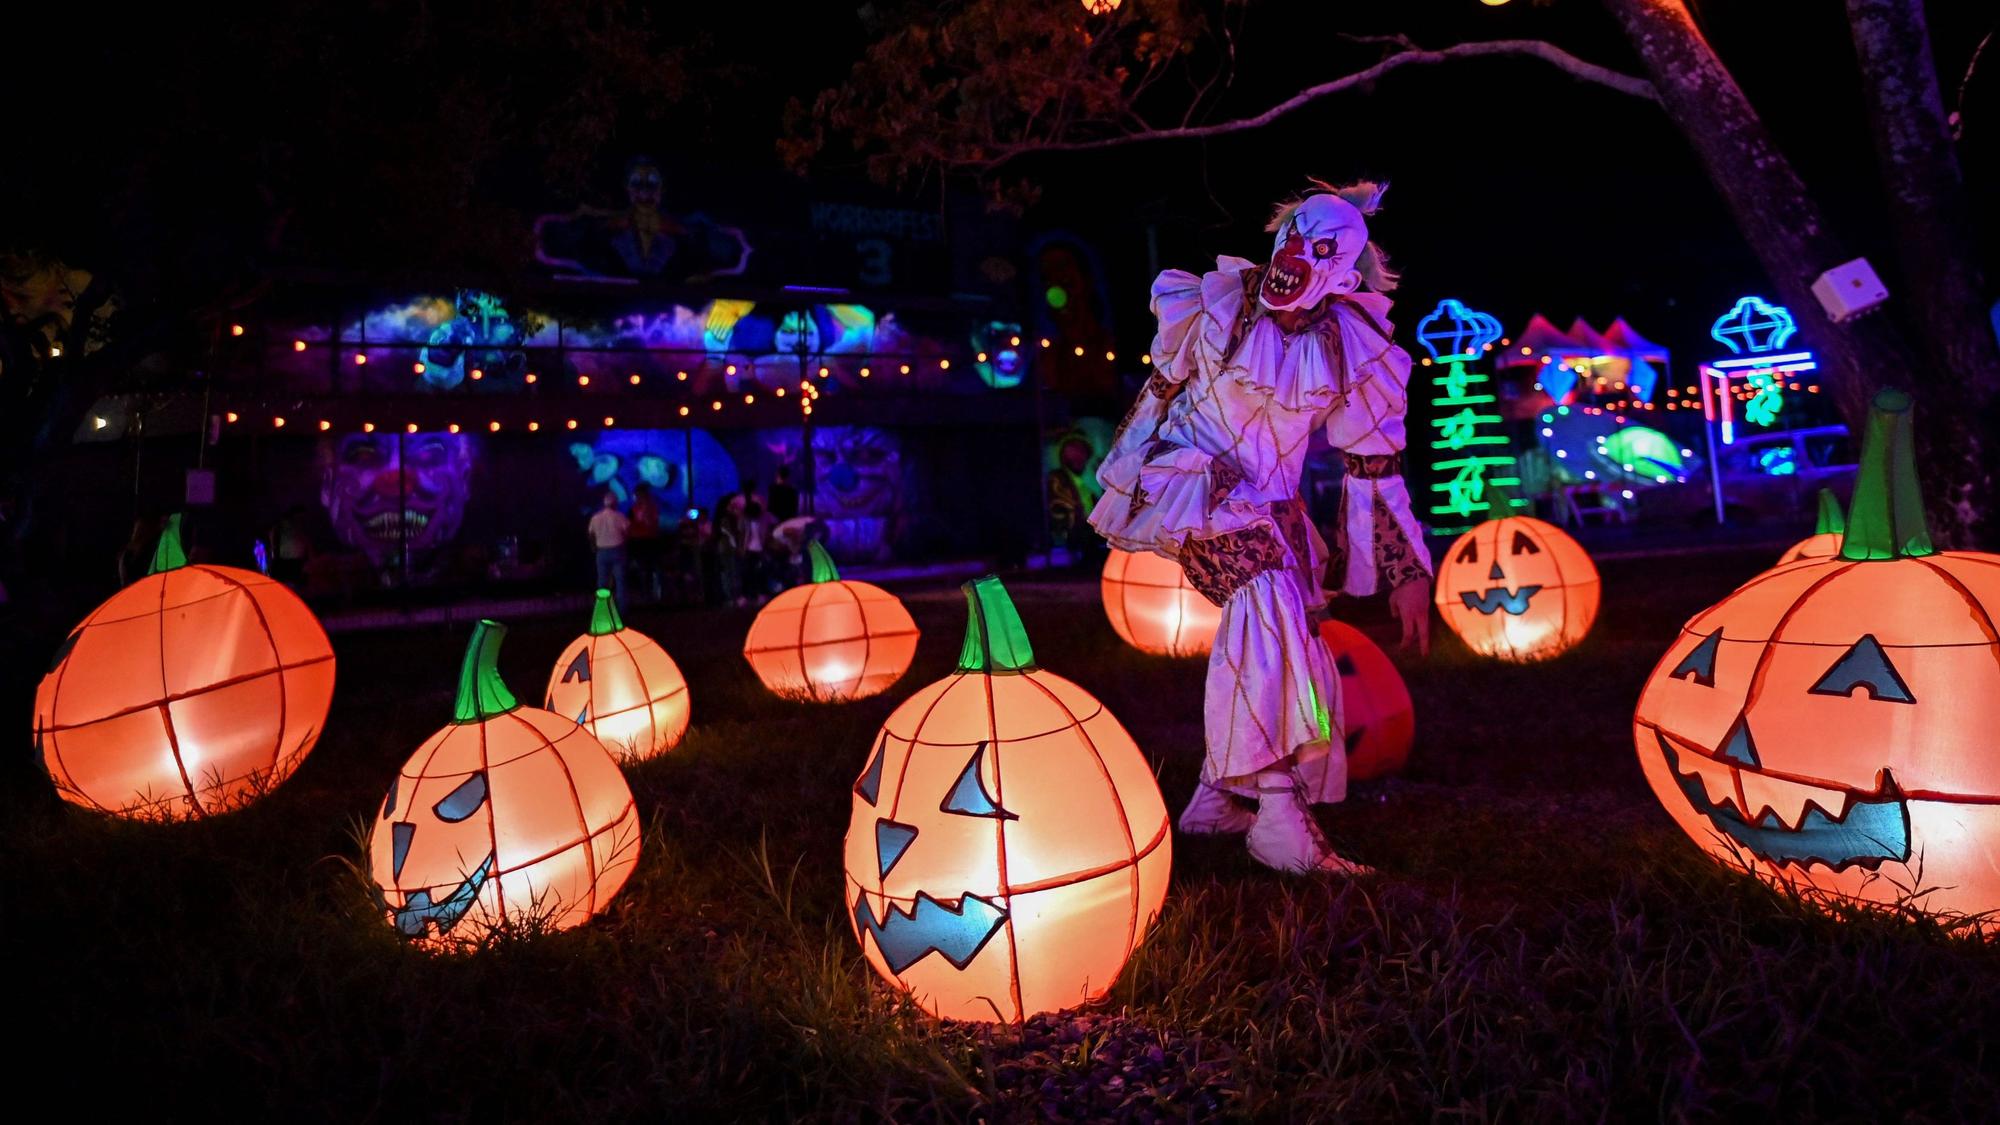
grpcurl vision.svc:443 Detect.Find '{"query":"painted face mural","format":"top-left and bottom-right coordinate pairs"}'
top-left (812, 426), bottom-right (903, 561)
top-left (972, 321), bottom-right (1026, 389)
top-left (1634, 392), bottom-right (2000, 929)
top-left (843, 578), bottom-right (1171, 1022)
top-left (319, 432), bottom-right (474, 580)
top-left (417, 290), bottom-right (529, 390)
top-left (1433, 514), bottom-right (1599, 662)
top-left (567, 429), bottom-right (738, 518)
top-left (1259, 193), bottom-right (1368, 311)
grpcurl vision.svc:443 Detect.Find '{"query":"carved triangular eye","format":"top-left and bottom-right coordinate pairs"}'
top-left (1455, 538), bottom-right (1478, 564)
top-left (941, 742), bottom-right (1016, 820)
top-left (875, 819), bottom-right (918, 878)
top-left (433, 772), bottom-right (490, 822)
top-left (854, 733), bottom-right (887, 806)
top-left (562, 649), bottom-right (591, 684)
top-left (1669, 631), bottom-right (1723, 687)
top-left (1510, 530), bottom-right (1540, 555)
top-left (1808, 635), bottom-right (1915, 704)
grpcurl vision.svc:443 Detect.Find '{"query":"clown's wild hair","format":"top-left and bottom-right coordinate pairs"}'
top-left (1265, 179), bottom-right (1400, 294)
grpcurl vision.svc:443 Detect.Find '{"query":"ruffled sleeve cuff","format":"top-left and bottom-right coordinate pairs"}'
top-left (1330, 457), bottom-right (1433, 597)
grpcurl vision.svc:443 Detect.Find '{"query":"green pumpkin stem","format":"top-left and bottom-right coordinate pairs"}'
top-left (1841, 389), bottom-right (1934, 561)
top-left (148, 513), bottom-right (189, 574)
top-left (452, 620), bottom-right (521, 723)
top-left (807, 540), bottom-right (840, 584)
top-left (588, 588), bottom-right (624, 636)
top-left (1813, 488), bottom-right (1846, 536)
top-left (957, 575), bottom-right (1036, 674)
top-left (1482, 479), bottom-right (1522, 522)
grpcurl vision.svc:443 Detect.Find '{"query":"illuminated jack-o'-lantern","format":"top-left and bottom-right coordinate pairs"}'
top-left (545, 589), bottom-right (689, 761)
top-left (1100, 548), bottom-right (1220, 657)
top-left (1317, 620), bottom-right (1414, 782)
top-left (34, 514), bottom-right (335, 820)
top-left (1434, 511), bottom-right (1598, 662)
top-left (1777, 488), bottom-right (1847, 566)
top-left (743, 542), bottom-right (918, 702)
top-left (370, 620), bottom-right (641, 947)
top-left (843, 576), bottom-right (1171, 1022)
top-left (1635, 391), bottom-right (2000, 928)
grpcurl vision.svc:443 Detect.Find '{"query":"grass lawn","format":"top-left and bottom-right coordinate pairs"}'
top-left (8, 543), bottom-right (1998, 1121)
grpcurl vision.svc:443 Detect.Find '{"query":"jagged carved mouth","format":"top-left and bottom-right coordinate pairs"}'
top-left (1653, 729), bottom-right (1910, 872)
top-left (853, 890), bottom-right (1009, 974)
top-left (1460, 585), bottom-right (1541, 616)
top-left (389, 853), bottom-right (495, 937)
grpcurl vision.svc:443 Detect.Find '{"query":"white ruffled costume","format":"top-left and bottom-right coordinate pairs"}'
top-left (1090, 255), bottom-right (1428, 808)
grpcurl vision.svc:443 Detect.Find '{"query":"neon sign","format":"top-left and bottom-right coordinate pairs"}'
top-left (1420, 299), bottom-right (1523, 533)
top-left (1700, 296), bottom-right (1818, 445)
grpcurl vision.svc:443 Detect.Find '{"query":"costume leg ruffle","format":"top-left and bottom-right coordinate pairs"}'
top-left (1200, 569), bottom-right (1347, 805)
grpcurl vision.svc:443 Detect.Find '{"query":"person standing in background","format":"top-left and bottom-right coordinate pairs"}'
top-left (768, 465), bottom-right (799, 523)
top-left (587, 490), bottom-right (631, 610)
top-left (271, 505), bottom-right (311, 589)
top-left (628, 482), bottom-right (662, 603)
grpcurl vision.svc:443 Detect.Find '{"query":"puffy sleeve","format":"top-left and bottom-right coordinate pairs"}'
top-left (1321, 297), bottom-right (1432, 597)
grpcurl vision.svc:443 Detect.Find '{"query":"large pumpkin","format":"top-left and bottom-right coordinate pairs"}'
top-left (1776, 487), bottom-right (1847, 566)
top-left (370, 620), bottom-right (641, 948)
top-left (34, 515), bottom-right (335, 820)
top-left (1317, 619), bottom-right (1414, 782)
top-left (1434, 512), bottom-right (1599, 662)
top-left (1100, 548), bottom-right (1221, 657)
top-left (1634, 391), bottom-right (2000, 928)
top-left (744, 541), bottom-right (918, 702)
top-left (546, 589), bottom-right (689, 761)
top-left (843, 576), bottom-right (1171, 1022)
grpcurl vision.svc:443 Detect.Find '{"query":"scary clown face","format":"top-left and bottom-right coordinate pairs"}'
top-left (1259, 193), bottom-right (1369, 312)
top-left (320, 432), bottom-right (473, 577)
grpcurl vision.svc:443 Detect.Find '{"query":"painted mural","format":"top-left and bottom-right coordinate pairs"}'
top-left (533, 156), bottom-right (753, 282)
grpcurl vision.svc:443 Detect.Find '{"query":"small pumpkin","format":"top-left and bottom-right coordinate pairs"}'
top-left (1433, 505), bottom-right (1599, 662)
top-left (1317, 619), bottom-right (1414, 781)
top-left (370, 620), bottom-right (641, 947)
top-left (1100, 548), bottom-right (1221, 657)
top-left (1634, 391), bottom-right (2000, 928)
top-left (35, 515), bottom-right (335, 820)
top-left (546, 589), bottom-right (689, 761)
top-left (1776, 487), bottom-right (1847, 565)
top-left (743, 541), bottom-right (919, 702)
top-left (843, 576), bottom-right (1171, 1022)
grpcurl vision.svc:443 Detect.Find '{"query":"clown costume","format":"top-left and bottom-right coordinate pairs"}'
top-left (1088, 181), bottom-right (1432, 874)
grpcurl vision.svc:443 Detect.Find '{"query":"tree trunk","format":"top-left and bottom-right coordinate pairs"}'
top-left (1846, 0), bottom-right (1999, 548)
top-left (1599, 0), bottom-right (1989, 547)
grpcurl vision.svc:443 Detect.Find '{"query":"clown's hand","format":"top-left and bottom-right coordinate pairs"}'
top-left (1388, 576), bottom-right (1431, 656)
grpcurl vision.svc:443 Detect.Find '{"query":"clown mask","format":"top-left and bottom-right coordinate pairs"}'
top-left (1259, 193), bottom-right (1368, 312)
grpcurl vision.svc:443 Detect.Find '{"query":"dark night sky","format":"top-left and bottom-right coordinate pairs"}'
top-left (684, 0), bottom-right (1998, 364)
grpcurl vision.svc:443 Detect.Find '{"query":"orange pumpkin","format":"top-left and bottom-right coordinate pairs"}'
top-left (34, 515), bottom-right (335, 820)
top-left (1776, 487), bottom-right (1847, 565)
top-left (743, 541), bottom-right (918, 702)
top-left (1100, 548), bottom-right (1221, 657)
top-left (1317, 619), bottom-right (1414, 781)
top-left (1434, 512), bottom-right (1598, 662)
top-left (1635, 391), bottom-right (2000, 928)
top-left (370, 620), bottom-right (641, 947)
top-left (843, 576), bottom-right (1171, 1022)
top-left (545, 589), bottom-right (689, 761)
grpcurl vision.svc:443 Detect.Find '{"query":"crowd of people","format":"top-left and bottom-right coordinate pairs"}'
top-left (586, 466), bottom-right (821, 611)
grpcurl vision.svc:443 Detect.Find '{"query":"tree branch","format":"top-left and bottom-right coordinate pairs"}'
top-left (982, 38), bottom-right (1656, 169)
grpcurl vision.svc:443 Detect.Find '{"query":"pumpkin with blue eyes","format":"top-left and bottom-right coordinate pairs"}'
top-left (1634, 391), bottom-right (2000, 928)
top-left (1433, 511), bottom-right (1599, 662)
top-left (369, 620), bottom-right (641, 948)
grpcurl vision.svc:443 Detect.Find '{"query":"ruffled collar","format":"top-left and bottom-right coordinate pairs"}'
top-left (1212, 256), bottom-right (1395, 343)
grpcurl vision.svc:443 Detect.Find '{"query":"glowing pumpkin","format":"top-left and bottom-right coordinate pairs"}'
top-left (1100, 548), bottom-right (1221, 657)
top-left (1434, 511), bottom-right (1598, 662)
top-left (843, 576), bottom-right (1171, 1022)
top-left (1635, 391), bottom-right (2000, 928)
top-left (1776, 487), bottom-right (1847, 565)
top-left (744, 541), bottom-right (918, 702)
top-left (34, 514), bottom-right (335, 820)
top-left (1317, 619), bottom-right (1414, 782)
top-left (545, 589), bottom-right (689, 761)
top-left (370, 620), bottom-right (641, 947)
